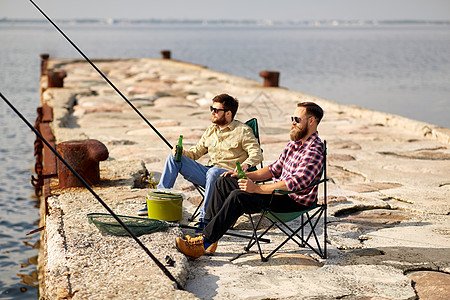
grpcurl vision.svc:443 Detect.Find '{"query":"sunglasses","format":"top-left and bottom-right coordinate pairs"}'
top-left (291, 116), bottom-right (312, 123)
top-left (291, 116), bottom-right (301, 123)
top-left (210, 106), bottom-right (229, 113)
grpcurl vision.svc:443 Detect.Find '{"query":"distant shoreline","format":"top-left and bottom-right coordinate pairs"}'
top-left (1, 18), bottom-right (449, 27)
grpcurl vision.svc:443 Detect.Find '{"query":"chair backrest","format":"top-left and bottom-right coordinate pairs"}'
top-left (245, 118), bottom-right (260, 144)
top-left (245, 118), bottom-right (263, 171)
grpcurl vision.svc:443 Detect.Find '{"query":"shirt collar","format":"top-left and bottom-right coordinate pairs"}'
top-left (304, 131), bottom-right (319, 146)
top-left (292, 131), bottom-right (319, 150)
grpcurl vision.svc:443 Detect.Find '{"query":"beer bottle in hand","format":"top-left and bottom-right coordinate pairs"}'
top-left (236, 161), bottom-right (247, 179)
top-left (174, 135), bottom-right (183, 162)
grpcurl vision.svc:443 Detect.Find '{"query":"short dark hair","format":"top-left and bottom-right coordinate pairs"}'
top-left (212, 94), bottom-right (239, 119)
top-left (297, 102), bottom-right (324, 124)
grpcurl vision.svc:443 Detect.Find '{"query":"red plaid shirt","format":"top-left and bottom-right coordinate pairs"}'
top-left (268, 132), bottom-right (324, 206)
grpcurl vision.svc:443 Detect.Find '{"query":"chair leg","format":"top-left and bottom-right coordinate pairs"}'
top-left (245, 213), bottom-right (272, 262)
top-left (188, 184), bottom-right (205, 222)
top-left (299, 208), bottom-right (326, 258)
top-left (245, 213), bottom-right (262, 250)
top-left (301, 214), bottom-right (305, 247)
top-left (245, 206), bottom-right (327, 261)
top-left (323, 206), bottom-right (327, 259)
top-left (266, 206), bottom-right (327, 259)
top-left (265, 214), bottom-right (313, 260)
top-left (245, 222), bottom-right (273, 251)
top-left (287, 208), bottom-right (325, 258)
top-left (248, 213), bottom-right (264, 261)
top-left (188, 198), bottom-right (204, 222)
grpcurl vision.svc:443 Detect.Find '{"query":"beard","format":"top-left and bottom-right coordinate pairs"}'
top-left (212, 114), bottom-right (228, 126)
top-left (290, 123), bottom-right (308, 141)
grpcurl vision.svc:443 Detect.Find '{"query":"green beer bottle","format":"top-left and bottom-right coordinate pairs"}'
top-left (236, 161), bottom-right (247, 179)
top-left (174, 135), bottom-right (183, 162)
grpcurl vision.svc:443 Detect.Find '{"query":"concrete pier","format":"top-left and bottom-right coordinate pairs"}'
top-left (36, 57), bottom-right (450, 299)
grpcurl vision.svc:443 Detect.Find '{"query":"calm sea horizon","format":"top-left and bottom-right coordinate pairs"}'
top-left (1, 22), bottom-right (449, 299)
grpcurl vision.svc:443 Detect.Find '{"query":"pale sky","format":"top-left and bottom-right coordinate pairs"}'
top-left (1, 0), bottom-right (450, 21)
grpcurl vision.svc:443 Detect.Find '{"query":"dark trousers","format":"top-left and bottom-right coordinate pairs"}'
top-left (202, 176), bottom-right (310, 243)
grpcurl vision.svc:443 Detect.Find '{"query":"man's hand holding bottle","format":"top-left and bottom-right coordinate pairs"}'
top-left (220, 161), bottom-right (249, 178)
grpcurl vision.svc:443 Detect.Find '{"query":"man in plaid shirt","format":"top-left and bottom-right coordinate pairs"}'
top-left (176, 102), bottom-right (324, 259)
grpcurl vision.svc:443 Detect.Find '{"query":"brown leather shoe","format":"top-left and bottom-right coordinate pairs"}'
top-left (176, 236), bottom-right (205, 259)
top-left (185, 235), bottom-right (218, 255)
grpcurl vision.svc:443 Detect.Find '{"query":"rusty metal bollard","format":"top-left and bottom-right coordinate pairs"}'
top-left (160, 50), bottom-right (171, 59)
top-left (57, 139), bottom-right (109, 188)
top-left (47, 70), bottom-right (67, 88)
top-left (259, 70), bottom-right (280, 87)
top-left (40, 53), bottom-right (49, 76)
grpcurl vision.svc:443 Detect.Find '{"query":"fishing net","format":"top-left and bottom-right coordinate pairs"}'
top-left (87, 213), bottom-right (270, 242)
top-left (87, 213), bottom-right (168, 237)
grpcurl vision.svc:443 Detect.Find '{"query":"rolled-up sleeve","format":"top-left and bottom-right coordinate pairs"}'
top-left (184, 130), bottom-right (209, 160)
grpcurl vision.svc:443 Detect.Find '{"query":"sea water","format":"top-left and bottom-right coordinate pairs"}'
top-left (1, 22), bottom-right (449, 299)
top-left (0, 25), bottom-right (41, 298)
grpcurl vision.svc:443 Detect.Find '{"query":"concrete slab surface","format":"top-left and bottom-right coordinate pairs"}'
top-left (37, 58), bottom-right (450, 299)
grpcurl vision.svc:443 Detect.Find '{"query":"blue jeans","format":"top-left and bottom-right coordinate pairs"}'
top-left (157, 154), bottom-right (227, 221)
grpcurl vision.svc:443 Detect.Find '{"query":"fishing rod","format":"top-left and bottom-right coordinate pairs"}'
top-left (0, 92), bottom-right (183, 290)
top-left (28, 0), bottom-right (172, 149)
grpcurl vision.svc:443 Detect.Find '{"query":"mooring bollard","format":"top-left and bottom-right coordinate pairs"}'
top-left (40, 53), bottom-right (49, 76)
top-left (56, 139), bottom-right (109, 188)
top-left (161, 50), bottom-right (171, 59)
top-left (47, 70), bottom-right (67, 88)
top-left (259, 70), bottom-right (280, 87)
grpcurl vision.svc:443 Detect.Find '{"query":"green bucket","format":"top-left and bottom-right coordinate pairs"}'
top-left (146, 191), bottom-right (183, 221)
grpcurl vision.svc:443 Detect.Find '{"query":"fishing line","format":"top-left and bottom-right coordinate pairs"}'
top-left (0, 92), bottom-right (183, 290)
top-left (28, 0), bottom-right (172, 149)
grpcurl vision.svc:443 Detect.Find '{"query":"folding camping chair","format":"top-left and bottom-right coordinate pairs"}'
top-left (244, 140), bottom-right (328, 261)
top-left (188, 118), bottom-right (263, 222)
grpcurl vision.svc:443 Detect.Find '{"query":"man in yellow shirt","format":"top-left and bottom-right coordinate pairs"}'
top-left (139, 94), bottom-right (263, 228)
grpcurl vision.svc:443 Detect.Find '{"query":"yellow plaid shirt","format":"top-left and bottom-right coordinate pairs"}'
top-left (184, 120), bottom-right (263, 171)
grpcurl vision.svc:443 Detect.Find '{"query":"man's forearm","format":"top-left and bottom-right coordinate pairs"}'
top-left (246, 166), bottom-right (271, 182)
top-left (256, 180), bottom-right (288, 194)
top-left (239, 177), bottom-right (288, 194)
